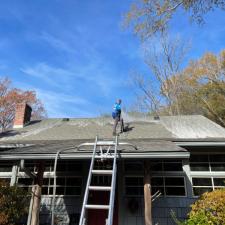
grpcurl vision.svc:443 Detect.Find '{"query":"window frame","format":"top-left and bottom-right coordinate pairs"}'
top-left (124, 175), bottom-right (187, 198)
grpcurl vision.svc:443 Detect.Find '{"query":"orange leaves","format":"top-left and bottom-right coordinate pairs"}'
top-left (0, 77), bottom-right (46, 132)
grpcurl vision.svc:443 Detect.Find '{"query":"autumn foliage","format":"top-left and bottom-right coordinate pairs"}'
top-left (0, 180), bottom-right (29, 225)
top-left (174, 189), bottom-right (225, 225)
top-left (177, 50), bottom-right (225, 127)
top-left (0, 77), bottom-right (46, 132)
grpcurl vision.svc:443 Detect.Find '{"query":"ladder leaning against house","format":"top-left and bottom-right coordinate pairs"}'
top-left (78, 136), bottom-right (118, 225)
top-left (50, 136), bottom-right (137, 225)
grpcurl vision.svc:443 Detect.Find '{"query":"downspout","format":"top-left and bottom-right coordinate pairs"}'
top-left (51, 146), bottom-right (78, 225)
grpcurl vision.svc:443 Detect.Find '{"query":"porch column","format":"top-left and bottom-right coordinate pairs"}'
top-left (30, 161), bottom-right (45, 225)
top-left (144, 160), bottom-right (152, 225)
top-left (10, 164), bottom-right (19, 186)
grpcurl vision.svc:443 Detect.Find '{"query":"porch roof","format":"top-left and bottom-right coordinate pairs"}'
top-left (0, 139), bottom-right (190, 160)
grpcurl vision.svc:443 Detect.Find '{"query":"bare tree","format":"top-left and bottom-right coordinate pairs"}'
top-left (133, 32), bottom-right (189, 115)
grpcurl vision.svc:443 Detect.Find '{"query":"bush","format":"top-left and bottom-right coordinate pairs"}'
top-left (173, 189), bottom-right (225, 225)
top-left (0, 180), bottom-right (29, 225)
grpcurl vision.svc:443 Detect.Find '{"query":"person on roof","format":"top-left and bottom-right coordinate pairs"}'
top-left (112, 99), bottom-right (124, 135)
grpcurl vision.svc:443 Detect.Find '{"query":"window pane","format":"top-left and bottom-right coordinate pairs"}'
top-left (18, 178), bottom-right (33, 186)
top-left (66, 187), bottom-right (81, 195)
top-left (193, 187), bottom-right (213, 196)
top-left (213, 178), bottom-right (225, 186)
top-left (56, 187), bottom-right (64, 195)
top-left (192, 178), bottom-right (212, 186)
top-left (151, 177), bottom-right (163, 186)
top-left (209, 155), bottom-right (225, 162)
top-left (190, 155), bottom-right (208, 162)
top-left (43, 178), bottom-right (50, 185)
top-left (42, 187), bottom-right (48, 195)
top-left (164, 163), bottom-right (182, 171)
top-left (165, 177), bottom-right (184, 186)
top-left (125, 162), bottom-right (143, 172)
top-left (125, 177), bottom-right (143, 186)
top-left (67, 177), bottom-right (82, 186)
top-left (165, 187), bottom-right (185, 196)
top-left (67, 163), bottom-right (82, 172)
top-left (49, 187), bottom-right (53, 195)
top-left (57, 163), bottom-right (66, 171)
top-left (151, 163), bottom-right (163, 171)
top-left (92, 176), bottom-right (111, 186)
top-left (126, 187), bottom-right (137, 195)
top-left (190, 163), bottom-right (209, 171)
top-left (211, 164), bottom-right (225, 171)
top-left (56, 178), bottom-right (66, 185)
top-left (0, 165), bottom-right (12, 172)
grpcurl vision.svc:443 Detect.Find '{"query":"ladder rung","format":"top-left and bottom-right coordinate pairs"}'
top-left (95, 156), bottom-right (114, 159)
top-left (89, 186), bottom-right (111, 191)
top-left (92, 170), bottom-right (113, 175)
top-left (85, 204), bottom-right (109, 210)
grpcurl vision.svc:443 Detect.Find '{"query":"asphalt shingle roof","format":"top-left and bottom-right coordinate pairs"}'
top-left (0, 115), bottom-right (224, 158)
top-left (1, 115), bottom-right (225, 143)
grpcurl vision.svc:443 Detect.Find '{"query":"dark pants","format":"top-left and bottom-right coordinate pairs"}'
top-left (113, 116), bottom-right (124, 134)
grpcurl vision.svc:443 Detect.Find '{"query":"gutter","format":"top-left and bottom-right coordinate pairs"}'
top-left (0, 151), bottom-right (190, 160)
top-left (175, 141), bottom-right (225, 146)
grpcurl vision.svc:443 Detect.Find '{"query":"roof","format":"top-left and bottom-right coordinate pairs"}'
top-left (1, 115), bottom-right (225, 142)
top-left (0, 115), bottom-right (224, 159)
top-left (0, 139), bottom-right (189, 160)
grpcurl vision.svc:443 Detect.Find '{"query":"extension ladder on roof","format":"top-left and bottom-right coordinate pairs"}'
top-left (78, 136), bottom-right (118, 225)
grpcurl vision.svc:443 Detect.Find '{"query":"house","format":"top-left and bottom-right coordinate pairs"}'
top-left (0, 103), bottom-right (225, 225)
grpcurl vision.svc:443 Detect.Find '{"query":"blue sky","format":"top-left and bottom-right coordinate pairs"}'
top-left (0, 1), bottom-right (224, 118)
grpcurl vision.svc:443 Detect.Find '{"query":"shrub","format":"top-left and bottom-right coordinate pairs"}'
top-left (0, 180), bottom-right (29, 225)
top-left (173, 188), bottom-right (225, 225)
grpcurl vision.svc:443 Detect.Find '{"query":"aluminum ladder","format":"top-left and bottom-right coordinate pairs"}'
top-left (79, 136), bottom-right (118, 225)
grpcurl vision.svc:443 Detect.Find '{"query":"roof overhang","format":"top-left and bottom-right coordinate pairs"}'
top-left (175, 141), bottom-right (225, 147)
top-left (0, 139), bottom-right (190, 160)
top-left (0, 151), bottom-right (190, 160)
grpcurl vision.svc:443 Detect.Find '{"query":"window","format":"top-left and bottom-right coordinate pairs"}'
top-left (124, 161), bottom-right (143, 172)
top-left (20, 160), bottom-right (83, 173)
top-left (17, 177), bottom-right (33, 192)
top-left (17, 176), bottom-right (82, 196)
top-left (125, 177), bottom-right (143, 196)
top-left (0, 161), bottom-right (13, 172)
top-left (125, 176), bottom-right (186, 197)
top-left (124, 160), bottom-right (183, 172)
top-left (192, 177), bottom-right (225, 196)
top-left (190, 154), bottom-right (225, 172)
top-left (42, 177), bottom-right (82, 196)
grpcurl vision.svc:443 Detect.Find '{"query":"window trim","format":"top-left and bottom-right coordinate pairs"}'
top-left (124, 175), bottom-right (187, 198)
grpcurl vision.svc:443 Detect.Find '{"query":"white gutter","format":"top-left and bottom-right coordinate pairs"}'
top-left (175, 142), bottom-right (225, 146)
top-left (0, 152), bottom-right (190, 160)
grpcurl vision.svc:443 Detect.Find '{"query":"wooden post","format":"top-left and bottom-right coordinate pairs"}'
top-left (10, 164), bottom-right (18, 186)
top-left (30, 161), bottom-right (45, 225)
top-left (144, 160), bottom-right (152, 225)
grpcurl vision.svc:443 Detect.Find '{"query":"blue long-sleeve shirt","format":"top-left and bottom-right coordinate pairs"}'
top-left (113, 103), bottom-right (121, 113)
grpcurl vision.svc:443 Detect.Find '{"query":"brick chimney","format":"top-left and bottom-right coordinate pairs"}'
top-left (13, 103), bottom-right (32, 128)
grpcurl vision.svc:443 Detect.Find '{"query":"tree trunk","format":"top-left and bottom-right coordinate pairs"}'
top-left (144, 160), bottom-right (152, 225)
top-left (30, 161), bottom-right (45, 225)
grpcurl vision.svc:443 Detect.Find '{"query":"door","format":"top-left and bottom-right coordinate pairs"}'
top-left (87, 175), bottom-right (118, 225)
